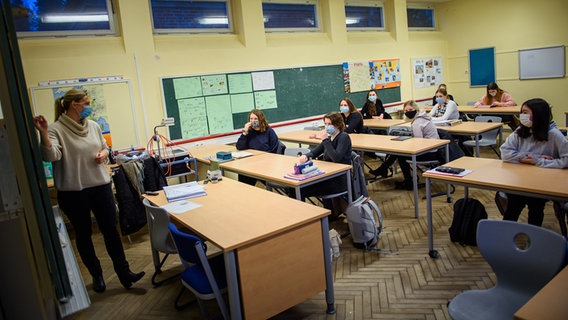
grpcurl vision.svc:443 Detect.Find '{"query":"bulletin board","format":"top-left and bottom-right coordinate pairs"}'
top-left (519, 45), bottom-right (565, 80)
top-left (161, 64), bottom-right (402, 141)
top-left (469, 47), bottom-right (495, 87)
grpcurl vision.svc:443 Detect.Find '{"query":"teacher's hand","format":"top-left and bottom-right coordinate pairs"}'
top-left (33, 115), bottom-right (49, 133)
top-left (95, 149), bottom-right (108, 164)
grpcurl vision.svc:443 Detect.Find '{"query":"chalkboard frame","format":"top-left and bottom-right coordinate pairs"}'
top-left (519, 45), bottom-right (565, 80)
top-left (469, 47), bottom-right (495, 87)
top-left (160, 64), bottom-right (401, 141)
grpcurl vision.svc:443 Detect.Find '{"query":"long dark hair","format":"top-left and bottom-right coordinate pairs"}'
top-left (364, 90), bottom-right (378, 115)
top-left (516, 98), bottom-right (551, 142)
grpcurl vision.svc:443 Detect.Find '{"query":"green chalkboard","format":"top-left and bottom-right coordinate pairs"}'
top-left (161, 64), bottom-right (401, 141)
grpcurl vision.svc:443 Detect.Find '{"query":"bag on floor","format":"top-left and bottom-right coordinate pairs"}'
top-left (346, 195), bottom-right (383, 250)
top-left (448, 198), bottom-right (487, 246)
top-left (494, 191), bottom-right (508, 216)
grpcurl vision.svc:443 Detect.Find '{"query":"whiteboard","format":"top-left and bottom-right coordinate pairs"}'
top-left (519, 45), bottom-right (565, 80)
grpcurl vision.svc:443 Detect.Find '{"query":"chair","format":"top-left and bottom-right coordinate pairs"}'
top-left (463, 116), bottom-right (502, 157)
top-left (168, 223), bottom-right (229, 319)
top-left (142, 198), bottom-right (179, 287)
top-left (448, 220), bottom-right (567, 320)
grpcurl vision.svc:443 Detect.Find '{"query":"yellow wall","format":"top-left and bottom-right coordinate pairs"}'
top-left (17, 0), bottom-right (567, 149)
top-left (439, 0), bottom-right (568, 123)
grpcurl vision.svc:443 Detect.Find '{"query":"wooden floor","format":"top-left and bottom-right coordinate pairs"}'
top-left (65, 145), bottom-right (563, 320)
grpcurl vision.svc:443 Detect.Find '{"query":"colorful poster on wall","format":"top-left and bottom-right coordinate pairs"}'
top-left (343, 61), bottom-right (373, 93)
top-left (412, 57), bottom-right (443, 88)
top-left (370, 59), bottom-right (401, 89)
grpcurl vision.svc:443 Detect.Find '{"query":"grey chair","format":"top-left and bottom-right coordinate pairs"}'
top-left (463, 116), bottom-right (502, 157)
top-left (448, 219), bottom-right (567, 320)
top-left (142, 198), bottom-right (180, 287)
top-left (168, 223), bottom-right (229, 319)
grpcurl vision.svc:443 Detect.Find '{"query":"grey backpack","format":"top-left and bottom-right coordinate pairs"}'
top-left (346, 195), bottom-right (383, 250)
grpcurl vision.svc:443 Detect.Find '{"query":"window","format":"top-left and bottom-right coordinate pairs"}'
top-left (262, 0), bottom-right (319, 32)
top-left (9, 0), bottom-right (116, 38)
top-left (150, 0), bottom-right (232, 34)
top-left (407, 6), bottom-right (435, 30)
top-left (345, 1), bottom-right (384, 31)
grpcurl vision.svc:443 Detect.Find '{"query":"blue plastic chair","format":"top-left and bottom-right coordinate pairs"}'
top-left (448, 219), bottom-right (567, 320)
top-left (168, 223), bottom-right (229, 319)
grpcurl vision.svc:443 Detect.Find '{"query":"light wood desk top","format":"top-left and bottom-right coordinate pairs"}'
top-left (398, 121), bottom-right (503, 134)
top-left (423, 157), bottom-right (568, 200)
top-left (514, 265), bottom-right (568, 320)
top-left (145, 178), bottom-right (329, 251)
top-left (425, 105), bottom-right (519, 114)
top-left (363, 118), bottom-right (407, 129)
top-left (218, 152), bottom-right (352, 188)
top-left (177, 143), bottom-right (264, 164)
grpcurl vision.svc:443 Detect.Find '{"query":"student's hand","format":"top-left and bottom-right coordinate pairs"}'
top-left (491, 102), bottom-right (502, 107)
top-left (520, 154), bottom-right (534, 164)
top-left (379, 113), bottom-right (384, 119)
top-left (33, 115), bottom-right (48, 133)
top-left (298, 155), bottom-right (308, 164)
top-left (243, 122), bottom-right (252, 135)
top-left (540, 155), bottom-right (554, 160)
top-left (95, 149), bottom-right (108, 164)
top-left (316, 130), bottom-right (329, 140)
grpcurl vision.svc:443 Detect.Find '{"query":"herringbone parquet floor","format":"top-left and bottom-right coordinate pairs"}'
top-left (66, 147), bottom-right (563, 320)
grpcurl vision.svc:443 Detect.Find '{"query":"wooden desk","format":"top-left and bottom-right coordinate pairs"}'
top-left (425, 105), bottom-right (519, 115)
top-left (278, 130), bottom-right (450, 218)
top-left (514, 265), bottom-right (568, 320)
top-left (145, 178), bottom-right (334, 320)
top-left (363, 118), bottom-right (407, 129)
top-left (423, 157), bottom-right (568, 258)
top-left (218, 152), bottom-right (353, 203)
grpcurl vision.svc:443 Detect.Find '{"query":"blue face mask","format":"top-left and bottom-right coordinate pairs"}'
top-left (435, 97), bottom-right (445, 105)
top-left (340, 106), bottom-right (349, 114)
top-left (325, 125), bottom-right (336, 136)
top-left (79, 106), bottom-right (93, 119)
top-left (368, 95), bottom-right (377, 102)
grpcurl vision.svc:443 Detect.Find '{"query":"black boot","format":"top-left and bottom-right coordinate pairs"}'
top-left (395, 179), bottom-right (414, 190)
top-left (92, 275), bottom-right (106, 293)
top-left (118, 270), bottom-right (145, 289)
top-left (369, 165), bottom-right (390, 178)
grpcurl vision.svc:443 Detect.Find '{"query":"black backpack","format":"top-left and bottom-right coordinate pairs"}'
top-left (448, 198), bottom-right (488, 246)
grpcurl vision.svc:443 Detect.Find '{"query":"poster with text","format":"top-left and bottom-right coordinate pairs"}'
top-left (343, 61), bottom-right (373, 93)
top-left (371, 59), bottom-right (401, 89)
top-left (412, 57), bottom-right (443, 88)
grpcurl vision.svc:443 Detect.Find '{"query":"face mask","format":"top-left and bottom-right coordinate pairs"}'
top-left (368, 95), bottom-right (377, 102)
top-left (79, 106), bottom-right (92, 119)
top-left (519, 114), bottom-right (532, 127)
top-left (325, 125), bottom-right (336, 136)
top-left (340, 106), bottom-right (349, 113)
top-left (405, 110), bottom-right (417, 119)
top-left (251, 119), bottom-right (260, 128)
top-left (489, 91), bottom-right (497, 97)
top-left (435, 97), bottom-right (445, 105)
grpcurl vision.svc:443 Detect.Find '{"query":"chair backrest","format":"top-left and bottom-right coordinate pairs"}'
top-left (477, 220), bottom-right (567, 296)
top-left (168, 222), bottom-right (208, 266)
top-left (388, 125), bottom-right (413, 136)
top-left (142, 198), bottom-right (177, 254)
top-left (284, 147), bottom-right (311, 157)
top-left (475, 116), bottom-right (502, 123)
top-left (474, 116), bottom-right (502, 141)
top-left (276, 140), bottom-right (286, 155)
top-left (436, 128), bottom-right (465, 163)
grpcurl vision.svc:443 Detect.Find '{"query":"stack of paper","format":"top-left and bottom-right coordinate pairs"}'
top-left (284, 170), bottom-right (325, 181)
top-left (162, 181), bottom-right (206, 201)
top-left (231, 151), bottom-right (253, 159)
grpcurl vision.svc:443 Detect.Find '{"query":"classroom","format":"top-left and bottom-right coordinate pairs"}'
top-left (0, 0), bottom-right (567, 319)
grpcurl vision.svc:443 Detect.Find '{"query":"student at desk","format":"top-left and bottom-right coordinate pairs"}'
top-left (370, 101), bottom-right (440, 189)
top-left (500, 98), bottom-right (568, 226)
top-left (429, 88), bottom-right (459, 121)
top-left (474, 82), bottom-right (518, 130)
top-left (340, 98), bottom-right (368, 133)
top-left (431, 83), bottom-right (456, 106)
top-left (236, 109), bottom-right (280, 185)
top-left (295, 112), bottom-right (352, 217)
top-left (361, 89), bottom-right (391, 120)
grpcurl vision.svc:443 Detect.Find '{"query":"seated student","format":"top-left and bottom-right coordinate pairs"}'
top-left (361, 89), bottom-right (392, 120)
top-left (429, 88), bottom-right (459, 121)
top-left (294, 112), bottom-right (352, 217)
top-left (236, 109), bottom-right (279, 185)
top-left (500, 98), bottom-right (568, 226)
top-left (340, 98), bottom-right (367, 133)
top-left (431, 83), bottom-right (456, 106)
top-left (370, 101), bottom-right (440, 190)
top-left (474, 82), bottom-right (518, 130)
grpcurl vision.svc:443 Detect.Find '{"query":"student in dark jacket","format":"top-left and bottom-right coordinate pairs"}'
top-left (295, 112), bottom-right (352, 217)
top-left (361, 89), bottom-right (391, 120)
top-left (236, 109), bottom-right (279, 185)
top-left (340, 97), bottom-right (367, 133)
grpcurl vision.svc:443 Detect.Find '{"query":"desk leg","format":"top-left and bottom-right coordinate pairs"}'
top-left (296, 186), bottom-right (302, 201)
top-left (346, 170), bottom-right (353, 203)
top-left (445, 145), bottom-right (451, 200)
top-left (426, 178), bottom-right (438, 258)
top-left (498, 127), bottom-right (503, 158)
top-left (224, 251), bottom-right (242, 320)
top-left (412, 155), bottom-right (419, 218)
top-left (321, 217), bottom-right (336, 314)
top-left (475, 134), bottom-right (480, 157)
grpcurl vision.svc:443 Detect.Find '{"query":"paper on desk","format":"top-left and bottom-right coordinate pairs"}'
top-left (160, 200), bottom-right (202, 214)
top-left (231, 151), bottom-right (253, 159)
top-left (425, 169), bottom-right (472, 177)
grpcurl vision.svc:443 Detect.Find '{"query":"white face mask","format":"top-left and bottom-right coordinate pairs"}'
top-left (519, 114), bottom-right (532, 127)
top-left (489, 91), bottom-right (497, 97)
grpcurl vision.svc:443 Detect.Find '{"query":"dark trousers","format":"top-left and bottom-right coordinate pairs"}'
top-left (503, 193), bottom-right (548, 226)
top-left (378, 152), bottom-right (439, 181)
top-left (238, 174), bottom-right (259, 186)
top-left (58, 183), bottom-right (129, 278)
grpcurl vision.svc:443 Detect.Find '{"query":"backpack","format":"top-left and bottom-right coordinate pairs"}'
top-left (448, 198), bottom-right (488, 246)
top-left (346, 195), bottom-right (383, 250)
